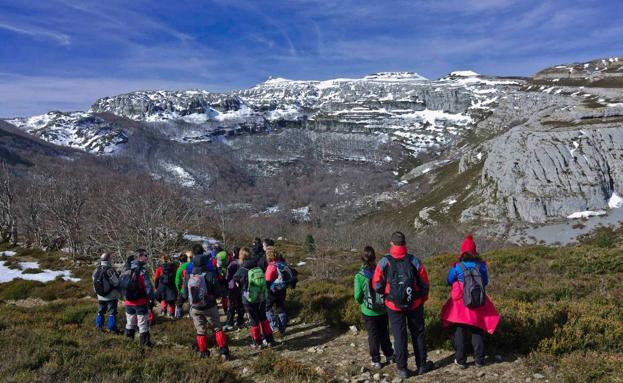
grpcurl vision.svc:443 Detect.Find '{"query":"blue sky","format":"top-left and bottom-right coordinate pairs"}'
top-left (1, 0), bottom-right (622, 117)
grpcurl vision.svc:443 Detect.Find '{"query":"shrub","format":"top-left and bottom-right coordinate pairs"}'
top-left (288, 281), bottom-right (356, 327)
top-left (558, 351), bottom-right (623, 383)
top-left (61, 305), bottom-right (92, 325)
top-left (21, 268), bottom-right (43, 274)
top-left (0, 279), bottom-right (44, 300)
top-left (578, 226), bottom-right (621, 249)
top-left (252, 350), bottom-right (323, 382)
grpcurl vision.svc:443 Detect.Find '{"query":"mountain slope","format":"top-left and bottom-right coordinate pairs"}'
top-left (0, 120), bottom-right (75, 166)
top-left (3, 56), bottom-right (623, 236)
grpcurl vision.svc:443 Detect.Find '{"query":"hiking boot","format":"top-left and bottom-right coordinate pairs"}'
top-left (454, 359), bottom-right (467, 369)
top-left (371, 362), bottom-right (382, 369)
top-left (199, 351), bottom-right (210, 358)
top-left (250, 342), bottom-right (262, 350)
top-left (139, 332), bottom-right (152, 348)
top-left (220, 353), bottom-right (231, 361)
top-left (475, 360), bottom-right (486, 368)
top-left (398, 369), bottom-right (409, 379)
top-left (265, 339), bottom-right (278, 348)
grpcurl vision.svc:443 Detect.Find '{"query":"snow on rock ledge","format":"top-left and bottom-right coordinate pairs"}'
top-left (449, 70), bottom-right (480, 77)
top-left (567, 210), bottom-right (606, 219)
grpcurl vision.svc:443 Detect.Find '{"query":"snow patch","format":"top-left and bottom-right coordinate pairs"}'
top-left (449, 70), bottom-right (480, 77)
top-left (291, 206), bottom-right (311, 222)
top-left (608, 193), bottom-right (623, 209)
top-left (162, 162), bottom-right (196, 187)
top-left (0, 260), bottom-right (80, 283)
top-left (567, 210), bottom-right (606, 219)
top-left (0, 251), bottom-right (17, 257)
top-left (264, 205), bottom-right (282, 214)
top-left (183, 234), bottom-right (217, 244)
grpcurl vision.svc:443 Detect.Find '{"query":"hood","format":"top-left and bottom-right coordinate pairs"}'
top-left (459, 234), bottom-right (477, 259)
top-left (242, 258), bottom-right (258, 269)
top-left (389, 245), bottom-right (408, 259)
top-left (252, 243), bottom-right (265, 257)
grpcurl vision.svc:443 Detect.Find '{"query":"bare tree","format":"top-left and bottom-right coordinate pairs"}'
top-left (0, 164), bottom-right (18, 245)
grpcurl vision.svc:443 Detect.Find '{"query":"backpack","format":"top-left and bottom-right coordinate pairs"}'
top-left (384, 254), bottom-right (419, 310)
top-left (187, 272), bottom-right (214, 308)
top-left (360, 270), bottom-right (385, 311)
top-left (458, 262), bottom-right (485, 308)
top-left (271, 261), bottom-right (294, 290)
top-left (120, 268), bottom-right (145, 301)
top-left (159, 263), bottom-right (176, 287)
top-left (93, 266), bottom-right (112, 296)
top-left (245, 267), bottom-right (267, 303)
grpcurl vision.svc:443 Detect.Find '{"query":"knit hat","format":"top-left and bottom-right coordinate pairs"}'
top-left (460, 234), bottom-right (477, 256)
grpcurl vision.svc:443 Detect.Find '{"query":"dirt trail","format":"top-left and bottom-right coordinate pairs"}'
top-left (214, 314), bottom-right (537, 383)
top-left (9, 297), bottom-right (541, 382)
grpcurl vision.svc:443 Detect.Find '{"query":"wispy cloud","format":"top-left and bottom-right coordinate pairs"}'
top-left (0, 21), bottom-right (70, 46)
top-left (0, 0), bottom-right (622, 116)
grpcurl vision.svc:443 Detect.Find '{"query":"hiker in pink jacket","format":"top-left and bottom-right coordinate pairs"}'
top-left (441, 235), bottom-right (500, 369)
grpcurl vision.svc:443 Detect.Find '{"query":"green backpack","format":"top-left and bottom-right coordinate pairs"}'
top-left (246, 267), bottom-right (267, 303)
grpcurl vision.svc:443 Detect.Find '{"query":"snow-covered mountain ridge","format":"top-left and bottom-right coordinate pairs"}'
top-left (8, 71), bottom-right (515, 154)
top-left (5, 57), bottom-right (623, 230)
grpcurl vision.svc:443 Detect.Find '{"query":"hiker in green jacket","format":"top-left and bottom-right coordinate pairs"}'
top-left (174, 250), bottom-right (192, 319)
top-left (354, 246), bottom-right (394, 369)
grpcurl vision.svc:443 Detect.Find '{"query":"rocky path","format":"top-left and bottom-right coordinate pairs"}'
top-left (220, 315), bottom-right (541, 383)
top-left (7, 297), bottom-right (546, 382)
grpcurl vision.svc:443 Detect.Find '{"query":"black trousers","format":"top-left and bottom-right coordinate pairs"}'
top-left (362, 313), bottom-right (394, 363)
top-left (227, 289), bottom-right (245, 326)
top-left (454, 324), bottom-right (485, 364)
top-left (387, 305), bottom-right (427, 370)
top-left (244, 301), bottom-right (267, 326)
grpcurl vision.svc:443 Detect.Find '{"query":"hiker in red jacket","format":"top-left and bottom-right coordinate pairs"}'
top-left (441, 235), bottom-right (500, 369)
top-left (372, 232), bottom-right (433, 379)
top-left (154, 254), bottom-right (178, 318)
top-left (122, 249), bottom-right (155, 347)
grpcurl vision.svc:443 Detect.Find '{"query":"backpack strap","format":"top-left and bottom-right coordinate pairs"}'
top-left (457, 262), bottom-right (467, 273)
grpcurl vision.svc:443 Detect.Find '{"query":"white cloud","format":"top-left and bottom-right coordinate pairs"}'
top-left (0, 21), bottom-right (70, 46)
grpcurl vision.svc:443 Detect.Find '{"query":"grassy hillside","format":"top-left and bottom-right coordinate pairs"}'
top-left (1, 231), bottom-right (622, 382)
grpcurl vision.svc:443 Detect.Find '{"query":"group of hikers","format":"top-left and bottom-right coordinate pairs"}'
top-left (92, 237), bottom-right (296, 360)
top-left (92, 232), bottom-right (500, 379)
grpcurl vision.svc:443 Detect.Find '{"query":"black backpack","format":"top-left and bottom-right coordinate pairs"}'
top-left (458, 262), bottom-right (485, 308)
top-left (159, 263), bottom-right (176, 287)
top-left (120, 268), bottom-right (145, 301)
top-left (93, 266), bottom-right (112, 296)
top-left (384, 254), bottom-right (420, 310)
top-left (360, 270), bottom-right (385, 311)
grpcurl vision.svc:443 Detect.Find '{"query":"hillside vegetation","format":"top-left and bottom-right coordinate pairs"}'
top-left (0, 228), bottom-right (622, 382)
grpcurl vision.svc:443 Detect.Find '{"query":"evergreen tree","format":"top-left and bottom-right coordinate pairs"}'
top-left (303, 234), bottom-right (316, 255)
